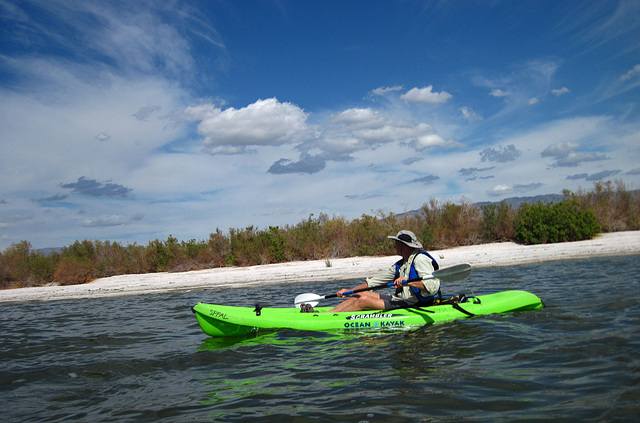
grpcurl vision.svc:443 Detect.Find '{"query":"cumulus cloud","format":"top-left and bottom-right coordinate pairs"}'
top-left (480, 144), bottom-right (522, 163)
top-left (185, 100), bottom-right (461, 175)
top-left (330, 108), bottom-right (390, 132)
top-left (541, 141), bottom-right (579, 158)
top-left (541, 141), bottom-right (608, 167)
top-left (186, 98), bottom-right (310, 155)
top-left (267, 106), bottom-right (460, 175)
top-left (368, 84), bottom-right (452, 105)
top-left (400, 86), bottom-right (452, 104)
top-left (60, 177), bottom-right (133, 198)
top-left (411, 133), bottom-right (459, 150)
top-left (331, 109), bottom-right (457, 149)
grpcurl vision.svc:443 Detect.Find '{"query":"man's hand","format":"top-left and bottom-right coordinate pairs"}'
top-left (393, 277), bottom-right (407, 288)
top-left (336, 288), bottom-right (350, 298)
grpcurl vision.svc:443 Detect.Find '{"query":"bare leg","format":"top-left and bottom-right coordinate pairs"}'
top-left (329, 291), bottom-right (386, 312)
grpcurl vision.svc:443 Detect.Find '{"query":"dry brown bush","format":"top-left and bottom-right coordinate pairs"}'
top-left (53, 257), bottom-right (95, 285)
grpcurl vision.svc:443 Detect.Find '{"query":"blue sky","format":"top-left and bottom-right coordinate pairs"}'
top-left (1, 0), bottom-right (639, 250)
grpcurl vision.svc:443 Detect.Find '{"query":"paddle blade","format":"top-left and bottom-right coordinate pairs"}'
top-left (294, 293), bottom-right (323, 308)
top-left (433, 263), bottom-right (472, 281)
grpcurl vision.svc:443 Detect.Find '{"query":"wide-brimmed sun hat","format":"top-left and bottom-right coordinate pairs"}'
top-left (388, 230), bottom-right (423, 249)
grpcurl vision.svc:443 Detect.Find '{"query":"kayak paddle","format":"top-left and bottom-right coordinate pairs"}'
top-left (294, 263), bottom-right (471, 307)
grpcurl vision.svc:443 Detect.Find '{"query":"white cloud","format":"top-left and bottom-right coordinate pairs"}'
top-left (400, 86), bottom-right (452, 104)
top-left (353, 123), bottom-right (432, 145)
top-left (552, 87), bottom-right (570, 96)
top-left (412, 134), bottom-right (460, 150)
top-left (4, 1), bottom-right (225, 83)
top-left (330, 108), bottom-right (389, 130)
top-left (541, 140), bottom-right (608, 167)
top-left (540, 141), bottom-right (580, 158)
top-left (262, 105), bottom-right (462, 175)
top-left (620, 64), bottom-right (640, 81)
top-left (327, 108), bottom-right (449, 149)
top-left (0, 69), bottom-right (188, 191)
top-left (459, 107), bottom-right (482, 121)
top-left (486, 183), bottom-right (543, 197)
top-left (80, 214), bottom-right (143, 228)
top-left (480, 144), bottom-right (522, 163)
top-left (370, 85), bottom-right (404, 96)
top-left (95, 132), bottom-right (111, 142)
top-left (187, 98), bottom-right (311, 155)
top-left (490, 89), bottom-right (511, 97)
top-left (475, 59), bottom-right (562, 119)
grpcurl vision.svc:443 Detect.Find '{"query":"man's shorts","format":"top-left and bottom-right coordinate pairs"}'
top-left (379, 293), bottom-right (411, 310)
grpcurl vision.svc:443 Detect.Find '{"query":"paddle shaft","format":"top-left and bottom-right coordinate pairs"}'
top-left (294, 263), bottom-right (471, 306)
top-left (322, 276), bottom-right (425, 300)
top-left (329, 263), bottom-right (471, 299)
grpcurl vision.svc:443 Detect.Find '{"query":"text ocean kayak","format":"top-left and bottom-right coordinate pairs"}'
top-left (192, 290), bottom-right (543, 337)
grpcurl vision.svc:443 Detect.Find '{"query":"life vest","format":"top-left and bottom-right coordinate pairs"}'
top-left (394, 251), bottom-right (440, 304)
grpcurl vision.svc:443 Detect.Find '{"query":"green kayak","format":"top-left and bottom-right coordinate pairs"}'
top-left (192, 290), bottom-right (544, 337)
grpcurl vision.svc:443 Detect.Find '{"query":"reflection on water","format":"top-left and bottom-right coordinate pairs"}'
top-left (1, 254), bottom-right (639, 422)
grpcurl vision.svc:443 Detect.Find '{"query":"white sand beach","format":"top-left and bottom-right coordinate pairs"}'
top-left (1, 231), bottom-right (638, 303)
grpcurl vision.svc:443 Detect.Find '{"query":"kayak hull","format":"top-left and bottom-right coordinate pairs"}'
top-left (192, 290), bottom-right (543, 337)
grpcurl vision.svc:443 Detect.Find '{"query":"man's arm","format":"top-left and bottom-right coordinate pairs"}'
top-left (411, 254), bottom-right (439, 295)
top-left (336, 265), bottom-right (397, 298)
top-left (335, 281), bottom-right (369, 298)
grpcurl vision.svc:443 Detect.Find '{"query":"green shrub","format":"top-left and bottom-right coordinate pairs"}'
top-left (481, 201), bottom-right (516, 242)
top-left (264, 226), bottom-right (287, 263)
top-left (515, 200), bottom-right (601, 244)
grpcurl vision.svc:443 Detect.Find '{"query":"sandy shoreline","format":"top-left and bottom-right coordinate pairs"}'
top-left (1, 231), bottom-right (638, 303)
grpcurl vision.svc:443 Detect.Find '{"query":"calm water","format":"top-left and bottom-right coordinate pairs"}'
top-left (1, 255), bottom-right (639, 422)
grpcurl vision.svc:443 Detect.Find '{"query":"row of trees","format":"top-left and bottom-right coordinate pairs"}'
top-left (1, 180), bottom-right (638, 289)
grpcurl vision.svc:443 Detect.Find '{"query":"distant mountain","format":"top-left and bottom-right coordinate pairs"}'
top-left (475, 193), bottom-right (565, 209)
top-left (35, 247), bottom-right (63, 257)
top-left (399, 193), bottom-right (566, 218)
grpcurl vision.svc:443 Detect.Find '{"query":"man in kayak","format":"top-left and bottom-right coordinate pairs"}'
top-left (319, 230), bottom-right (439, 313)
